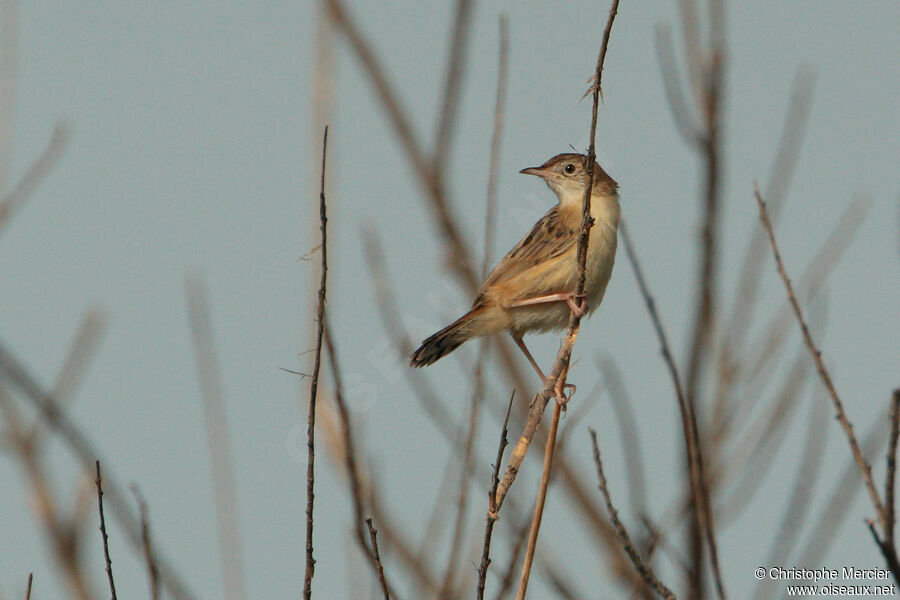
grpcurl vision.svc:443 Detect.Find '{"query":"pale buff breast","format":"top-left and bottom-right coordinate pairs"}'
top-left (505, 194), bottom-right (620, 334)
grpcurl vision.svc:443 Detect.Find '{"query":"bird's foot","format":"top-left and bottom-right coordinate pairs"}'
top-left (566, 293), bottom-right (588, 318)
top-left (543, 375), bottom-right (575, 408)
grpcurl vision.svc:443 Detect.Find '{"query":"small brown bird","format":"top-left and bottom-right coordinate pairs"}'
top-left (409, 153), bottom-right (620, 399)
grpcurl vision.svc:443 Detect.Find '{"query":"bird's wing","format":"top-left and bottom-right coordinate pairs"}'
top-left (473, 205), bottom-right (578, 306)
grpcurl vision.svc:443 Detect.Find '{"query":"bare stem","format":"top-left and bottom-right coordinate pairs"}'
top-left (754, 184), bottom-right (885, 529)
top-left (476, 392), bottom-right (514, 599)
top-left (366, 518), bottom-right (391, 600)
top-left (302, 125), bottom-right (329, 600)
top-left (515, 401), bottom-right (562, 600)
top-left (324, 322), bottom-right (396, 598)
top-left (887, 389), bottom-right (900, 547)
top-left (95, 461), bottom-right (118, 600)
top-left (590, 430), bottom-right (677, 600)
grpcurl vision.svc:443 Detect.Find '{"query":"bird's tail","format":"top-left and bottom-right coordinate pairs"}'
top-left (409, 307), bottom-right (485, 367)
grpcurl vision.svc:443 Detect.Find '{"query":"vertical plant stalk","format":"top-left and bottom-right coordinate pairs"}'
top-left (96, 461), bottom-right (118, 600)
top-left (324, 323), bottom-right (396, 598)
top-left (514, 400), bottom-right (562, 599)
top-left (303, 126), bottom-right (329, 600)
top-left (756, 185), bottom-right (898, 580)
top-left (886, 389), bottom-right (900, 548)
top-left (476, 392), bottom-right (515, 600)
top-left (366, 519), bottom-right (391, 600)
top-left (502, 4), bottom-right (621, 598)
top-left (754, 185), bottom-right (884, 523)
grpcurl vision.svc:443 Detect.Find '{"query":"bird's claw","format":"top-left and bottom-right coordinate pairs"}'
top-left (566, 293), bottom-right (588, 318)
top-left (543, 376), bottom-right (575, 409)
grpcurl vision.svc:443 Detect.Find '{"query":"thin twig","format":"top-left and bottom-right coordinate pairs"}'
top-left (435, 25), bottom-right (509, 595)
top-left (95, 461), bottom-right (118, 600)
top-left (590, 430), bottom-right (676, 600)
top-left (0, 342), bottom-right (197, 600)
top-left (754, 184), bottom-right (885, 528)
top-left (515, 401), bottom-right (562, 600)
top-left (367, 482), bottom-right (440, 597)
top-left (731, 195), bottom-right (869, 437)
top-left (668, 2), bottom-right (728, 595)
top-left (714, 68), bottom-right (815, 437)
top-left (302, 125), bottom-right (329, 600)
top-left (366, 518), bottom-right (391, 600)
top-left (324, 322), bottom-right (398, 598)
top-left (0, 376), bottom-right (91, 600)
top-left (25, 573), bottom-right (33, 600)
top-left (886, 389), bottom-right (900, 548)
top-left (620, 217), bottom-right (718, 594)
top-left (476, 391), bottom-right (514, 600)
top-left (867, 519), bottom-right (900, 584)
top-left (132, 486), bottom-right (160, 600)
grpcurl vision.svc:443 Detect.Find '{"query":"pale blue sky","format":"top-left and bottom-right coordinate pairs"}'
top-left (1, 1), bottom-right (898, 598)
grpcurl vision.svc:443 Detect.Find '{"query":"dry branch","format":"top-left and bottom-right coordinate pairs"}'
top-left (302, 125), bottom-right (329, 600)
top-left (590, 430), bottom-right (676, 600)
top-left (95, 461), bottom-right (118, 600)
top-left (324, 323), bottom-right (397, 598)
top-left (0, 386), bottom-right (94, 600)
top-left (366, 518), bottom-right (391, 600)
top-left (514, 400), bottom-right (562, 599)
top-left (657, 2), bottom-right (728, 595)
top-left (754, 185), bottom-right (885, 526)
top-left (0, 342), bottom-right (197, 600)
top-left (476, 392), bottom-right (514, 600)
top-left (886, 389), bottom-right (900, 547)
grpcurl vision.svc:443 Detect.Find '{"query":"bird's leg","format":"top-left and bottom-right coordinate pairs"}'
top-left (510, 332), bottom-right (546, 382)
top-left (508, 292), bottom-right (588, 318)
top-left (554, 375), bottom-right (576, 407)
top-left (510, 332), bottom-right (576, 406)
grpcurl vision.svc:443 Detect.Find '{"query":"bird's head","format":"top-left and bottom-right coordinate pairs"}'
top-left (520, 153), bottom-right (617, 206)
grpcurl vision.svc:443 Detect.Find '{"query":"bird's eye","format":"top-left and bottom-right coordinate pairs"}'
top-left (564, 163), bottom-right (575, 174)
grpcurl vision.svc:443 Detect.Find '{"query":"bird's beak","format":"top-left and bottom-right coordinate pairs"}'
top-left (519, 166), bottom-right (553, 179)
